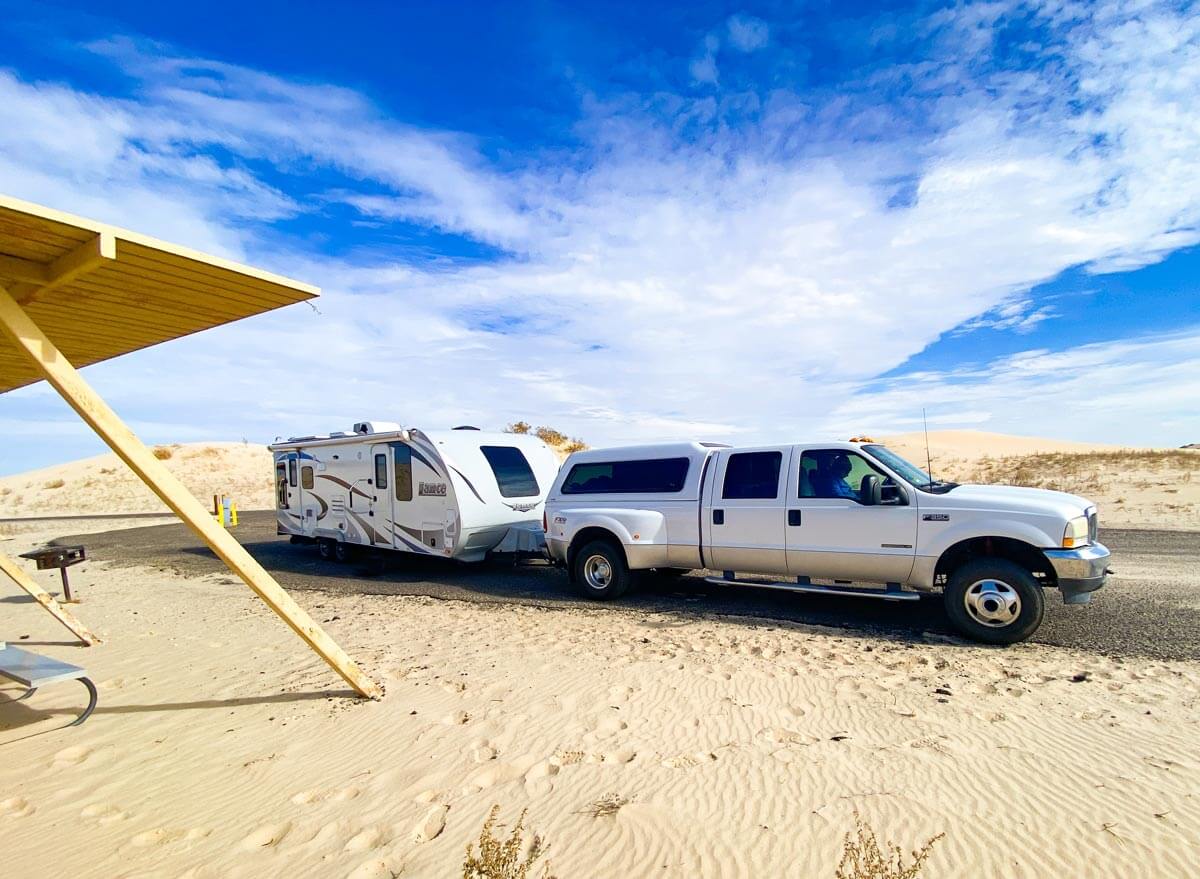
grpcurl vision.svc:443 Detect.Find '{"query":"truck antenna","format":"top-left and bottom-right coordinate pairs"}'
top-left (922, 408), bottom-right (934, 486)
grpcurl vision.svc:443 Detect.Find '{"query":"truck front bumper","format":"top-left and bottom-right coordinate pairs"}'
top-left (1044, 541), bottom-right (1110, 605)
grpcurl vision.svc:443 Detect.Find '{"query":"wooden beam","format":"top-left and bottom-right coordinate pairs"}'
top-left (0, 285), bottom-right (382, 699)
top-left (0, 253), bottom-right (50, 285)
top-left (0, 550), bottom-right (100, 646)
top-left (12, 232), bottom-right (117, 306)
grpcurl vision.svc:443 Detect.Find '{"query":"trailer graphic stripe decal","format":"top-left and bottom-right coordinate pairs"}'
top-left (450, 466), bottom-right (486, 504)
top-left (388, 523), bottom-right (432, 554)
top-left (346, 510), bottom-right (384, 545)
top-left (316, 474), bottom-right (372, 501)
top-left (407, 445), bottom-right (444, 480)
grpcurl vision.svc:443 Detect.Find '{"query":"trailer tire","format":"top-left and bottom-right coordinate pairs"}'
top-left (333, 541), bottom-right (354, 563)
top-left (317, 538), bottom-right (336, 561)
top-left (944, 558), bottom-right (1044, 645)
top-left (573, 539), bottom-right (633, 600)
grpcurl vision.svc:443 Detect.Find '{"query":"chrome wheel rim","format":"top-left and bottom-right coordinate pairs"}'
top-left (583, 554), bottom-right (614, 591)
top-left (964, 579), bottom-right (1021, 628)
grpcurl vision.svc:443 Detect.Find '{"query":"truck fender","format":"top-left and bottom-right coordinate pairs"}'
top-left (558, 508), bottom-right (669, 568)
top-left (914, 518), bottom-right (1059, 589)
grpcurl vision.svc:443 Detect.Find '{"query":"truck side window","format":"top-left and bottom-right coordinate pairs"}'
top-left (800, 451), bottom-right (890, 503)
top-left (723, 451), bottom-right (782, 499)
top-left (301, 466), bottom-right (314, 490)
top-left (394, 445), bottom-right (413, 502)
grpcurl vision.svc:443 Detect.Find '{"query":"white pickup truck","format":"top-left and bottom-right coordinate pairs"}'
top-left (544, 440), bottom-right (1109, 644)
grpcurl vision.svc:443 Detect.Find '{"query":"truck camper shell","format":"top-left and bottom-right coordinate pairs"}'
top-left (269, 423), bottom-right (560, 562)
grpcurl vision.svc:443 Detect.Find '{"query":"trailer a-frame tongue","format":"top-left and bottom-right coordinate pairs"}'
top-left (0, 194), bottom-right (381, 699)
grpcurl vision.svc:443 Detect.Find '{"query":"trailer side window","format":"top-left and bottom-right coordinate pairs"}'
top-left (480, 446), bottom-right (540, 498)
top-left (394, 445), bottom-right (413, 502)
top-left (722, 451), bottom-right (782, 499)
top-left (288, 458), bottom-right (298, 487)
top-left (561, 457), bottom-right (690, 494)
top-left (301, 466), bottom-right (314, 490)
top-left (374, 454), bottom-right (388, 490)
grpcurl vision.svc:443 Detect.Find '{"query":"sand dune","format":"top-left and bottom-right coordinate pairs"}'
top-left (2, 532), bottom-right (1198, 877)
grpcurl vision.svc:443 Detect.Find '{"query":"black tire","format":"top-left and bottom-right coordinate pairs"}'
top-left (572, 539), bottom-right (633, 600)
top-left (943, 558), bottom-right (1045, 645)
top-left (317, 538), bottom-right (336, 561)
top-left (333, 541), bottom-right (354, 563)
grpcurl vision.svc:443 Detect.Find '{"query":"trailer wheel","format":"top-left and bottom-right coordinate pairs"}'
top-left (317, 538), bottom-right (336, 561)
top-left (573, 540), bottom-right (632, 600)
top-left (333, 541), bottom-right (354, 563)
top-left (944, 559), bottom-right (1044, 645)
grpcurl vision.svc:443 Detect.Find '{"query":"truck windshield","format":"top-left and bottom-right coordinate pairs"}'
top-left (862, 445), bottom-right (935, 488)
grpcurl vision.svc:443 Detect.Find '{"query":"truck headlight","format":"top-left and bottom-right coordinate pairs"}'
top-left (1062, 516), bottom-right (1089, 548)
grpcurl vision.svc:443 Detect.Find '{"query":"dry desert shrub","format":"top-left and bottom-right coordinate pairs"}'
top-left (534, 426), bottom-right (567, 447)
top-left (836, 813), bottom-right (943, 879)
top-left (0, 487), bottom-right (10, 496)
top-left (583, 793), bottom-right (628, 818)
top-left (505, 421), bottom-right (532, 435)
top-left (463, 805), bottom-right (554, 879)
top-left (561, 438), bottom-right (588, 454)
top-left (152, 445), bottom-right (174, 460)
top-left (43, 478), bottom-right (65, 489)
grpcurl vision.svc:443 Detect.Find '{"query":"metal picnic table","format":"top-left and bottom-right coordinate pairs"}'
top-left (0, 643), bottom-right (98, 727)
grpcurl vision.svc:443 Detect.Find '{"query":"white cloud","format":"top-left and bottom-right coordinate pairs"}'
top-left (822, 328), bottom-right (1200, 447)
top-left (727, 14), bottom-right (770, 52)
top-left (2, 0), bottom-right (1200, 472)
top-left (689, 33), bottom-right (721, 85)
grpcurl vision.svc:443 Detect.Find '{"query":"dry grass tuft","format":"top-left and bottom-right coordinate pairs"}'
top-left (583, 793), bottom-right (628, 818)
top-left (954, 449), bottom-right (1199, 496)
top-left (505, 421), bottom-right (532, 435)
top-left (836, 813), bottom-right (943, 879)
top-left (0, 487), bottom-right (10, 497)
top-left (152, 445), bottom-right (175, 460)
top-left (43, 478), bottom-right (65, 490)
top-left (463, 804), bottom-right (555, 879)
top-left (534, 426), bottom-right (567, 447)
top-left (561, 438), bottom-right (588, 454)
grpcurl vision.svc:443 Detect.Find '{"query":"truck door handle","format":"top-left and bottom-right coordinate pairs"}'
top-left (713, 509), bottom-right (724, 525)
top-left (788, 510), bottom-right (802, 526)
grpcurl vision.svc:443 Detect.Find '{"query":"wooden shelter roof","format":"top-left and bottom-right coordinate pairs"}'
top-left (0, 194), bottom-right (317, 394)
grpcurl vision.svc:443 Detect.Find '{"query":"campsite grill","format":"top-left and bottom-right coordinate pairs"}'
top-left (19, 545), bottom-right (86, 602)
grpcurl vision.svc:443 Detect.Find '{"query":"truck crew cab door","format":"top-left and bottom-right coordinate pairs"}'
top-left (786, 447), bottom-right (917, 583)
top-left (705, 447), bottom-right (792, 576)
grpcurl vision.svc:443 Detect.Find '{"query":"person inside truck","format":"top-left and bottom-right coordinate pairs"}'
top-left (811, 453), bottom-right (858, 500)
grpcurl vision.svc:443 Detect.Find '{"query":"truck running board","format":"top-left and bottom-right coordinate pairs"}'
top-left (703, 574), bottom-right (920, 602)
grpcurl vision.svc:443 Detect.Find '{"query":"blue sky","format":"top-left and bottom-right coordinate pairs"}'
top-left (1, 0), bottom-right (1198, 473)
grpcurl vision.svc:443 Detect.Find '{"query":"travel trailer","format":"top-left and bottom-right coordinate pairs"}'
top-left (270, 422), bottom-right (560, 562)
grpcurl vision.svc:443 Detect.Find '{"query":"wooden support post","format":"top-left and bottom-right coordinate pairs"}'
top-left (0, 286), bottom-right (382, 699)
top-left (0, 550), bottom-right (99, 645)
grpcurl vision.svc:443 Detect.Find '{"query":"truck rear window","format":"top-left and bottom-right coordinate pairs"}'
top-left (480, 446), bottom-right (540, 498)
top-left (561, 457), bottom-right (690, 494)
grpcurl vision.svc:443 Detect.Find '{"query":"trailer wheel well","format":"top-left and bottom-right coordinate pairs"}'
top-left (567, 527), bottom-right (626, 580)
top-left (934, 537), bottom-right (1056, 589)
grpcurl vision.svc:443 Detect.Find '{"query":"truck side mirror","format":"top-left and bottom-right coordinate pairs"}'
top-left (860, 475), bottom-right (882, 506)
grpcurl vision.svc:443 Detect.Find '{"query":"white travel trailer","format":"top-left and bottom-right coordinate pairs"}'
top-left (269, 422), bottom-right (560, 562)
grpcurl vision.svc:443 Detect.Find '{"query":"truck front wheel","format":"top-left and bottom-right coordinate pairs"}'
top-left (944, 559), bottom-right (1045, 645)
top-left (573, 540), bottom-right (633, 600)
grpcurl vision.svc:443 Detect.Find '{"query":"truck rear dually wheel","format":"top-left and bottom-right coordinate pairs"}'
top-left (573, 540), bottom-right (633, 600)
top-left (944, 559), bottom-right (1044, 644)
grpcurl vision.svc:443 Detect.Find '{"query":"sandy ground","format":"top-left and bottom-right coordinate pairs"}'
top-left (3, 525), bottom-right (1198, 878)
top-left (3, 431), bottom-right (1195, 530)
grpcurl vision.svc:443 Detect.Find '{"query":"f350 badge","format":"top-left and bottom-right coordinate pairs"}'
top-left (923, 513), bottom-right (950, 521)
